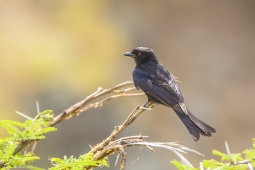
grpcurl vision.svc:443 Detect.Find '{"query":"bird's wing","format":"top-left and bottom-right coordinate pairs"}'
top-left (148, 82), bottom-right (188, 115)
top-left (133, 68), bottom-right (153, 91)
top-left (146, 83), bottom-right (182, 107)
top-left (150, 64), bottom-right (184, 104)
top-left (133, 67), bottom-right (184, 107)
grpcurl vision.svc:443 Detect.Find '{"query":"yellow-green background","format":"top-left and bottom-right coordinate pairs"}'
top-left (1, 1), bottom-right (255, 169)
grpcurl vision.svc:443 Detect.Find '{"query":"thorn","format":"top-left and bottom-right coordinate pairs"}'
top-left (36, 100), bottom-right (40, 115)
top-left (146, 146), bottom-right (155, 152)
top-left (248, 163), bottom-right (253, 170)
top-left (15, 111), bottom-right (33, 120)
top-left (225, 141), bottom-right (231, 156)
top-left (200, 162), bottom-right (204, 170)
top-left (115, 152), bottom-right (120, 167)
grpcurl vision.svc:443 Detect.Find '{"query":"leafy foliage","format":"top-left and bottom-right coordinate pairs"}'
top-left (171, 160), bottom-right (197, 170)
top-left (0, 109), bottom-right (109, 170)
top-left (171, 138), bottom-right (255, 170)
top-left (212, 150), bottom-right (243, 162)
top-left (0, 110), bottom-right (56, 169)
top-left (49, 153), bottom-right (109, 170)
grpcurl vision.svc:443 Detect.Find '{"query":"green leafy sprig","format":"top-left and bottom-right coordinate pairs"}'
top-left (50, 153), bottom-right (109, 170)
top-left (0, 110), bottom-right (56, 169)
top-left (171, 138), bottom-right (255, 170)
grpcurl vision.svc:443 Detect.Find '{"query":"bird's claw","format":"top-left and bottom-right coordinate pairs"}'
top-left (139, 105), bottom-right (152, 110)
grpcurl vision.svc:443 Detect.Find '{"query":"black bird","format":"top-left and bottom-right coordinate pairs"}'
top-left (124, 47), bottom-right (216, 141)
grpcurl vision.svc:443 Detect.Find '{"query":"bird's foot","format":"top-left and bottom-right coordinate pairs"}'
top-left (139, 104), bottom-right (152, 110)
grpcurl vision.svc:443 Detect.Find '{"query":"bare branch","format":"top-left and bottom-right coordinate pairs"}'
top-left (6, 81), bottom-right (144, 158)
top-left (87, 134), bottom-right (203, 170)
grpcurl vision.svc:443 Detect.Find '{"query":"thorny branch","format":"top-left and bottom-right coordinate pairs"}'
top-left (0, 81), bottom-right (144, 168)
top-left (0, 80), bottom-right (206, 170)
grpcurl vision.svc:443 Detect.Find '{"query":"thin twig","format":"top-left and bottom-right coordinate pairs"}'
top-left (132, 146), bottom-right (145, 165)
top-left (120, 147), bottom-right (126, 170)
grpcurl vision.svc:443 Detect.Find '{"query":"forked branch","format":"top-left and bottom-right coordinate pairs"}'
top-left (9, 81), bottom-right (144, 157)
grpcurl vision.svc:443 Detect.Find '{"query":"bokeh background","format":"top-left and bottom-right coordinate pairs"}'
top-left (1, 0), bottom-right (255, 169)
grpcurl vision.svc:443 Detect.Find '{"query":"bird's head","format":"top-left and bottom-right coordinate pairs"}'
top-left (124, 47), bottom-right (158, 65)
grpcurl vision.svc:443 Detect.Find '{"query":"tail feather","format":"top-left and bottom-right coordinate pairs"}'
top-left (187, 109), bottom-right (216, 134)
top-left (174, 109), bottom-right (216, 141)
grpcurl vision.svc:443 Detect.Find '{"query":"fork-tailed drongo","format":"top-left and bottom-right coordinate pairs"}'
top-left (124, 47), bottom-right (216, 141)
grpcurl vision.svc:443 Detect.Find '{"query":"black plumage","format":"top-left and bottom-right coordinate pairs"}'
top-left (124, 47), bottom-right (216, 141)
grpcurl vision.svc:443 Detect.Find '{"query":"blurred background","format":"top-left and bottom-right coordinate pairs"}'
top-left (0, 0), bottom-right (255, 169)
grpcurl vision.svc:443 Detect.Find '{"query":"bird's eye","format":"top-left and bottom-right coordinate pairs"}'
top-left (137, 52), bottom-right (141, 56)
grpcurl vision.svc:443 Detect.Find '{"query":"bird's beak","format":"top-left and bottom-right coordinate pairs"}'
top-left (124, 52), bottom-right (135, 58)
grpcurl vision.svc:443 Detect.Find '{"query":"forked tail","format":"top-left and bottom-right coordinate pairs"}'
top-left (175, 109), bottom-right (216, 141)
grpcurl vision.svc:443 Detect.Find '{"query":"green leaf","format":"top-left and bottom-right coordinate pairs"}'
top-left (229, 153), bottom-right (243, 162)
top-left (0, 120), bottom-right (23, 138)
top-left (212, 150), bottom-right (243, 162)
top-left (202, 159), bottom-right (224, 169)
top-left (4, 141), bottom-right (18, 156)
top-left (33, 127), bottom-right (57, 136)
top-left (213, 150), bottom-right (231, 161)
top-left (49, 153), bottom-right (109, 170)
top-left (24, 119), bottom-right (33, 127)
top-left (170, 160), bottom-right (196, 170)
top-left (41, 110), bottom-right (53, 115)
top-left (38, 110), bottom-right (54, 122)
top-left (0, 136), bottom-right (13, 145)
top-left (243, 149), bottom-right (255, 162)
top-left (253, 138), bottom-right (255, 148)
top-left (0, 120), bottom-right (25, 128)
